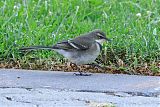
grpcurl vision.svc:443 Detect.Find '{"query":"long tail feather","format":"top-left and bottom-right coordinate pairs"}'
top-left (19, 46), bottom-right (53, 51)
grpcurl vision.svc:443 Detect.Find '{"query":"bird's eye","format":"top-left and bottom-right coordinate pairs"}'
top-left (98, 36), bottom-right (102, 39)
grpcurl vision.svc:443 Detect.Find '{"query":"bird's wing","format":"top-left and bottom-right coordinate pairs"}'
top-left (53, 37), bottom-right (93, 50)
top-left (52, 40), bottom-right (74, 50)
top-left (69, 36), bottom-right (92, 50)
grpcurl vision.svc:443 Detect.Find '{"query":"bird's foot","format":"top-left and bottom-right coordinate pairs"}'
top-left (73, 72), bottom-right (92, 76)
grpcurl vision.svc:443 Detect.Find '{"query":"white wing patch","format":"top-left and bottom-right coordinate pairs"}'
top-left (67, 40), bottom-right (80, 49)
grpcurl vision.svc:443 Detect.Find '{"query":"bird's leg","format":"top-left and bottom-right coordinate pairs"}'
top-left (86, 63), bottom-right (103, 69)
top-left (69, 62), bottom-right (92, 76)
top-left (73, 65), bottom-right (92, 76)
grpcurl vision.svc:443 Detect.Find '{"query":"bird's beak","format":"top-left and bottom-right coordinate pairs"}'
top-left (105, 37), bottom-right (111, 42)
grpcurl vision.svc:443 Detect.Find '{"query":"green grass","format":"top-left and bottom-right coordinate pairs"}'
top-left (0, 0), bottom-right (160, 73)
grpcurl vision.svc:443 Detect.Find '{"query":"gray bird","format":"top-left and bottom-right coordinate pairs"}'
top-left (20, 29), bottom-right (111, 76)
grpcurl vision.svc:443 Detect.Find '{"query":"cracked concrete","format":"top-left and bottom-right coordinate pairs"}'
top-left (0, 69), bottom-right (160, 107)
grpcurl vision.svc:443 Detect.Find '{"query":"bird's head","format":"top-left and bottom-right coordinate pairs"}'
top-left (89, 29), bottom-right (111, 44)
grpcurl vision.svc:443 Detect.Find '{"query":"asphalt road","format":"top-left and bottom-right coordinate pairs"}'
top-left (0, 69), bottom-right (159, 107)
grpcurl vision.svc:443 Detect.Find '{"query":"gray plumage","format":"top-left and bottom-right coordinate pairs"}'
top-left (20, 29), bottom-right (110, 65)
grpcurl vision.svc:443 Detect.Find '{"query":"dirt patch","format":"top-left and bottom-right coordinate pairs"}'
top-left (0, 60), bottom-right (159, 76)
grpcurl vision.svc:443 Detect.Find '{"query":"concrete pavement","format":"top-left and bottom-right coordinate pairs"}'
top-left (0, 69), bottom-right (159, 107)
